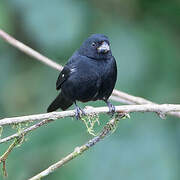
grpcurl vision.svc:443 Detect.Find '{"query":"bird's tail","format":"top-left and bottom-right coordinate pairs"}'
top-left (47, 93), bottom-right (73, 112)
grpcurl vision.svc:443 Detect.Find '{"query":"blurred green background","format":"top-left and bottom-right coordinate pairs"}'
top-left (1, 0), bottom-right (180, 179)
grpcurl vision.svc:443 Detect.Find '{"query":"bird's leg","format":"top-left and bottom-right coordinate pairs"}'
top-left (105, 100), bottom-right (116, 116)
top-left (74, 102), bottom-right (85, 120)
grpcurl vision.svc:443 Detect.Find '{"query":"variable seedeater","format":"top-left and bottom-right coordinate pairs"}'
top-left (47, 34), bottom-right (117, 119)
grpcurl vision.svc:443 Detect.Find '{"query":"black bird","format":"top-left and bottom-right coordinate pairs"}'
top-left (47, 34), bottom-right (117, 119)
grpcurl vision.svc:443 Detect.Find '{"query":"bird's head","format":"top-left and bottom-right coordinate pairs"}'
top-left (78, 34), bottom-right (112, 60)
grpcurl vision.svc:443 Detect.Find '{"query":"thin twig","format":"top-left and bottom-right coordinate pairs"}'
top-left (28, 114), bottom-right (121, 180)
top-left (0, 137), bottom-right (22, 176)
top-left (0, 119), bottom-right (53, 144)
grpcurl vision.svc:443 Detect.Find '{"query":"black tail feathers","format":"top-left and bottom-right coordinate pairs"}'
top-left (47, 93), bottom-right (73, 112)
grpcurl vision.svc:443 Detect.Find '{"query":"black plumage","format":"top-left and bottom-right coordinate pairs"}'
top-left (47, 34), bottom-right (117, 118)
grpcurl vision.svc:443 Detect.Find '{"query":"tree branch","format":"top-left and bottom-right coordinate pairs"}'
top-left (28, 114), bottom-right (122, 180)
top-left (0, 104), bottom-right (180, 144)
top-left (0, 104), bottom-right (180, 127)
top-left (111, 90), bottom-right (180, 118)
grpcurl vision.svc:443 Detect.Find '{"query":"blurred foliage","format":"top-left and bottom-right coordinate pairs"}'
top-left (1, 0), bottom-right (180, 179)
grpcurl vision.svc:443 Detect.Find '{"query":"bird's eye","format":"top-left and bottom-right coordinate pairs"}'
top-left (91, 42), bottom-right (96, 47)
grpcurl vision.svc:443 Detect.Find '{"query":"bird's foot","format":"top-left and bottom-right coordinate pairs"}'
top-left (74, 103), bottom-right (85, 120)
top-left (106, 101), bottom-right (116, 116)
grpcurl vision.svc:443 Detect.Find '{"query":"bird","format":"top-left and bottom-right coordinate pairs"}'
top-left (47, 34), bottom-right (117, 119)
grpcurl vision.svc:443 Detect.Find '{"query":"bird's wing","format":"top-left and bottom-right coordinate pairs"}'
top-left (56, 65), bottom-right (71, 90)
top-left (56, 52), bottom-right (81, 90)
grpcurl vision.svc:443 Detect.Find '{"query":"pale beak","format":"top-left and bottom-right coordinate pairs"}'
top-left (97, 41), bottom-right (110, 53)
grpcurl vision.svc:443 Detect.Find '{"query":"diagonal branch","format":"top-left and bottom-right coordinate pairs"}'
top-left (112, 89), bottom-right (152, 104)
top-left (0, 29), bottom-right (63, 71)
top-left (28, 114), bottom-right (121, 180)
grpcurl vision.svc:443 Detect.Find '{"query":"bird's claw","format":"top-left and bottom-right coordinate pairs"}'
top-left (75, 106), bottom-right (85, 120)
top-left (106, 101), bottom-right (116, 116)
